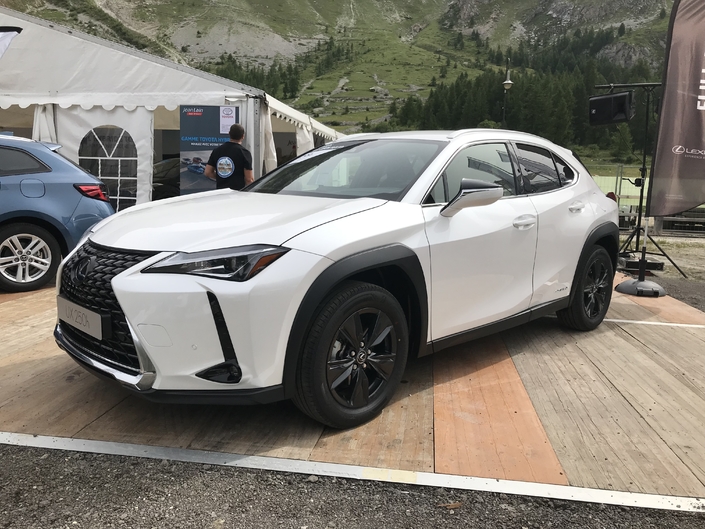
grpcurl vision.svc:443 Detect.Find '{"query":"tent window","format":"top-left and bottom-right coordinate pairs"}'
top-left (78, 126), bottom-right (138, 211)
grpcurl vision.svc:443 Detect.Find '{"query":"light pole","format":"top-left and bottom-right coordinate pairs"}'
top-left (502, 57), bottom-right (513, 128)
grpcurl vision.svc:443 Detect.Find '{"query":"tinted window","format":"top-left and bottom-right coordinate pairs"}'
top-left (554, 155), bottom-right (576, 186)
top-left (444, 143), bottom-right (516, 198)
top-left (0, 147), bottom-right (49, 176)
top-left (515, 143), bottom-right (561, 194)
top-left (248, 140), bottom-right (446, 201)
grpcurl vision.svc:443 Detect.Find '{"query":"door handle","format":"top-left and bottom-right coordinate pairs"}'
top-left (513, 215), bottom-right (536, 230)
top-left (569, 201), bottom-right (586, 213)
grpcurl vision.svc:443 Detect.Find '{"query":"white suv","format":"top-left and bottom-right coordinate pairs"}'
top-left (55, 130), bottom-right (619, 428)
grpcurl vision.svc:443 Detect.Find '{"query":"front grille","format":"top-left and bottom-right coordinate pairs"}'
top-left (59, 240), bottom-right (156, 374)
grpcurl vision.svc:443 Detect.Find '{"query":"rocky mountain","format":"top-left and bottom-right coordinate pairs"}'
top-left (2, 0), bottom-right (672, 63)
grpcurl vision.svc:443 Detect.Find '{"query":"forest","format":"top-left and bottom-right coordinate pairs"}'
top-left (385, 27), bottom-right (659, 162)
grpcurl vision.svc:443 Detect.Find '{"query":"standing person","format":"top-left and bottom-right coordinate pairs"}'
top-left (205, 124), bottom-right (254, 190)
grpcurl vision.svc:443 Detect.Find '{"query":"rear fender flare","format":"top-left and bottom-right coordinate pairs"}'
top-left (568, 222), bottom-right (619, 305)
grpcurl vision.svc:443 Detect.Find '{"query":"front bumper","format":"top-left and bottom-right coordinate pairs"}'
top-left (56, 323), bottom-right (285, 404)
top-left (55, 243), bottom-right (333, 396)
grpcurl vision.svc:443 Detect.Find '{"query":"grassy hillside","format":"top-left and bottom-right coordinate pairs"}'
top-left (1, 0), bottom-right (674, 134)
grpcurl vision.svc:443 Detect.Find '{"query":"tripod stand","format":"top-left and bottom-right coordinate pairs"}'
top-left (594, 83), bottom-right (686, 297)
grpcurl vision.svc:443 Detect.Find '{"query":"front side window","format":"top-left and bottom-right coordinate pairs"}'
top-left (515, 143), bottom-right (561, 194)
top-left (0, 147), bottom-right (49, 176)
top-left (248, 139), bottom-right (447, 201)
top-left (440, 143), bottom-right (516, 201)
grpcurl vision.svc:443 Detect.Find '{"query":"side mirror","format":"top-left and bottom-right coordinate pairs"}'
top-left (440, 179), bottom-right (503, 217)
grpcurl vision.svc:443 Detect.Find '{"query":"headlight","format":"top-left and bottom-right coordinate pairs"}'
top-left (142, 245), bottom-right (289, 281)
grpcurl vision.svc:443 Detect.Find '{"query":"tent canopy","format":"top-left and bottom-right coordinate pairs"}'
top-left (0, 6), bottom-right (339, 141)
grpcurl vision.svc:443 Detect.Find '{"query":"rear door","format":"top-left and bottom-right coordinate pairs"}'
top-left (423, 141), bottom-right (538, 340)
top-left (512, 142), bottom-right (598, 307)
top-left (0, 145), bottom-right (52, 215)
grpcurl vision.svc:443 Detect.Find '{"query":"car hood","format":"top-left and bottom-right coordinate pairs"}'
top-left (90, 190), bottom-right (386, 252)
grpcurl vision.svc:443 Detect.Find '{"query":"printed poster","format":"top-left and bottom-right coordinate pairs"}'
top-left (179, 105), bottom-right (240, 195)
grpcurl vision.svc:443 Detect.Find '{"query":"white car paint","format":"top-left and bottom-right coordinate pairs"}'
top-left (423, 196), bottom-right (538, 339)
top-left (90, 190), bottom-right (386, 252)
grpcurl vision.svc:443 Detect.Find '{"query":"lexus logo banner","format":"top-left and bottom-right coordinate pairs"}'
top-left (0, 26), bottom-right (22, 60)
top-left (647, 0), bottom-right (705, 217)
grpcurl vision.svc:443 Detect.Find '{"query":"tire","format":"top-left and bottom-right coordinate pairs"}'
top-left (293, 281), bottom-right (409, 429)
top-left (557, 245), bottom-right (614, 331)
top-left (0, 223), bottom-right (62, 293)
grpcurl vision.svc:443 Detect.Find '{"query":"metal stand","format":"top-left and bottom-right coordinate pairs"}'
top-left (594, 83), bottom-right (686, 297)
top-left (616, 221), bottom-right (667, 297)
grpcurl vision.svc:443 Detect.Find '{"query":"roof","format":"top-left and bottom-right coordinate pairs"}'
top-left (331, 129), bottom-right (570, 153)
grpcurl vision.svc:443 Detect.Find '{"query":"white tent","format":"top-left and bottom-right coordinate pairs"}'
top-left (0, 7), bottom-right (340, 208)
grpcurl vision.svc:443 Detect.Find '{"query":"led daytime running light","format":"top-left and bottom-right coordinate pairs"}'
top-left (143, 245), bottom-right (289, 281)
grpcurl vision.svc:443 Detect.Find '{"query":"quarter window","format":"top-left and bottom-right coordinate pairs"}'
top-left (0, 147), bottom-right (49, 176)
top-left (443, 143), bottom-right (516, 199)
top-left (554, 155), bottom-right (576, 186)
top-left (515, 143), bottom-right (561, 194)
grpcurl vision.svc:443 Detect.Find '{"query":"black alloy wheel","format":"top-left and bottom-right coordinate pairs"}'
top-left (583, 257), bottom-right (611, 319)
top-left (327, 307), bottom-right (397, 408)
top-left (557, 245), bottom-right (614, 331)
top-left (293, 281), bottom-right (409, 429)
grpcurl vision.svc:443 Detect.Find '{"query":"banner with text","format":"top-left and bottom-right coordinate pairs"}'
top-left (179, 105), bottom-right (240, 195)
top-left (647, 0), bottom-right (705, 216)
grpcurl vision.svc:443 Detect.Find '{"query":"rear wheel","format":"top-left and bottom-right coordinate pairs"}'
top-left (293, 281), bottom-right (409, 429)
top-left (0, 223), bottom-right (61, 292)
top-left (557, 245), bottom-right (613, 331)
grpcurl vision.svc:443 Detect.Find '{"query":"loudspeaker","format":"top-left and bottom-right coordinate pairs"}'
top-left (589, 91), bottom-right (634, 126)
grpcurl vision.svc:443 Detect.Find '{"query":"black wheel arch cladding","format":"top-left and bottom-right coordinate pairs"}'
top-left (282, 244), bottom-right (428, 399)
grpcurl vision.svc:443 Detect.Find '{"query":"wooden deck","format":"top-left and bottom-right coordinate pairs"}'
top-left (1, 277), bottom-right (704, 497)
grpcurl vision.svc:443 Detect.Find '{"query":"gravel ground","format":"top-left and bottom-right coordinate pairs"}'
top-left (620, 235), bottom-right (705, 311)
top-left (1, 445), bottom-right (704, 529)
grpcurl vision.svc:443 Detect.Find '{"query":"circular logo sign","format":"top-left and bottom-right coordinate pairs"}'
top-left (222, 107), bottom-right (234, 116)
top-left (672, 145), bottom-right (686, 155)
top-left (216, 157), bottom-right (235, 178)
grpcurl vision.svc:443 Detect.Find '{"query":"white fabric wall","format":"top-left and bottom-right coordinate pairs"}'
top-left (31, 104), bottom-right (57, 142)
top-left (261, 105), bottom-right (278, 175)
top-left (296, 123), bottom-right (315, 155)
top-left (55, 106), bottom-right (154, 204)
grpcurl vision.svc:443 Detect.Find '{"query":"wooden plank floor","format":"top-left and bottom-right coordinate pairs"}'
top-left (2, 282), bottom-right (705, 498)
top-left (433, 335), bottom-right (567, 484)
top-left (505, 285), bottom-right (705, 498)
top-left (309, 356), bottom-right (435, 472)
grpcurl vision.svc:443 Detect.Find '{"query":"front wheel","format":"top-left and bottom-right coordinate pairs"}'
top-left (0, 223), bottom-right (61, 293)
top-left (557, 245), bottom-right (614, 331)
top-left (293, 281), bottom-right (409, 429)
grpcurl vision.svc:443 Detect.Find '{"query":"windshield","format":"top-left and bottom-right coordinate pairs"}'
top-left (248, 139), bottom-right (447, 200)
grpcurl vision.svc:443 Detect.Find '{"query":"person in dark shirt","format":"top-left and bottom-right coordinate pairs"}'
top-left (205, 124), bottom-right (254, 190)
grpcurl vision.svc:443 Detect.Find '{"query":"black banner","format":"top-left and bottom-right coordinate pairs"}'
top-left (647, 0), bottom-right (705, 217)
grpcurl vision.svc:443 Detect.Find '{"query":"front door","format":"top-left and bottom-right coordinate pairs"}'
top-left (423, 142), bottom-right (538, 341)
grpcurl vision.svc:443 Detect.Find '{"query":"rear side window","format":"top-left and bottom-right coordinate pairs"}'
top-left (515, 143), bottom-right (561, 194)
top-left (0, 147), bottom-right (50, 176)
